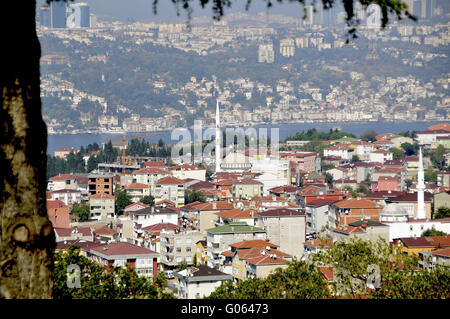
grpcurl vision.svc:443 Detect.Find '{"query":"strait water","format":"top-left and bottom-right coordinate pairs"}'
top-left (47, 120), bottom-right (448, 154)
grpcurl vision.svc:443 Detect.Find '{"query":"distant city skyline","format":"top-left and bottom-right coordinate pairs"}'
top-left (37, 0), bottom-right (450, 23)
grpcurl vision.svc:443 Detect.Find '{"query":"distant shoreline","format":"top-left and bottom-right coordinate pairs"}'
top-left (46, 119), bottom-right (450, 136)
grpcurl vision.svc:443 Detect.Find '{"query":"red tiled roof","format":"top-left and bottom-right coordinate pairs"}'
top-left (124, 201), bottom-right (149, 210)
top-left (333, 198), bottom-right (380, 209)
top-left (306, 198), bottom-right (339, 207)
top-left (428, 123), bottom-right (450, 132)
top-left (269, 185), bottom-right (300, 194)
top-left (142, 222), bottom-right (178, 233)
top-left (95, 227), bottom-right (118, 235)
top-left (319, 267), bottom-right (334, 281)
top-left (169, 164), bottom-right (203, 171)
top-left (258, 208), bottom-right (305, 218)
top-left (143, 161), bottom-right (166, 167)
top-left (47, 199), bottom-right (66, 209)
top-left (49, 173), bottom-right (78, 181)
top-left (134, 167), bottom-right (170, 175)
top-left (54, 227), bottom-right (92, 237)
top-left (399, 237), bottom-right (434, 248)
top-left (389, 193), bottom-right (433, 203)
top-left (232, 178), bottom-right (263, 185)
top-left (191, 201), bottom-right (234, 211)
top-left (215, 208), bottom-right (259, 219)
top-left (431, 247), bottom-right (450, 257)
top-left (89, 193), bottom-right (115, 200)
top-left (156, 176), bottom-right (185, 185)
top-left (417, 129), bottom-right (450, 134)
top-left (125, 183), bottom-right (150, 189)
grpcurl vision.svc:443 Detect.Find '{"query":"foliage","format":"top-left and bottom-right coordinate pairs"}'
top-left (312, 237), bottom-right (418, 297)
top-left (53, 245), bottom-right (167, 299)
top-left (400, 142), bottom-right (418, 156)
top-left (141, 195), bottom-right (155, 206)
top-left (370, 266), bottom-right (450, 299)
top-left (398, 131), bottom-right (418, 139)
top-left (287, 128), bottom-right (356, 142)
top-left (356, 185), bottom-right (371, 195)
top-left (71, 201), bottom-right (90, 221)
top-left (207, 260), bottom-right (330, 299)
top-left (47, 152), bottom-right (85, 179)
top-left (115, 190), bottom-right (132, 213)
top-left (185, 189), bottom-right (207, 204)
top-left (360, 130), bottom-right (377, 142)
top-left (433, 206), bottom-right (450, 220)
top-left (351, 155), bottom-right (360, 163)
top-left (421, 227), bottom-right (448, 236)
top-left (390, 147), bottom-right (405, 160)
top-left (325, 172), bottom-right (334, 185)
top-left (430, 145), bottom-right (446, 171)
top-left (424, 166), bottom-right (437, 183)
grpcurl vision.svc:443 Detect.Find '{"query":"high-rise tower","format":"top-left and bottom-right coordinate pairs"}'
top-left (417, 146), bottom-right (426, 219)
top-left (215, 101), bottom-right (221, 173)
top-left (50, 1), bottom-right (67, 28)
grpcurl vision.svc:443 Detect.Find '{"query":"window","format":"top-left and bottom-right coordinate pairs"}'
top-left (176, 247), bottom-right (182, 253)
top-left (186, 247), bottom-right (191, 253)
top-left (114, 259), bottom-right (126, 267)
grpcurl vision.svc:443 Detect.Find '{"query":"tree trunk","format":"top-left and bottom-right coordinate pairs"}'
top-left (0, 1), bottom-right (55, 298)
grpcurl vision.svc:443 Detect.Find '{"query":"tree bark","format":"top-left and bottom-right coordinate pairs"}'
top-left (0, 1), bottom-right (55, 298)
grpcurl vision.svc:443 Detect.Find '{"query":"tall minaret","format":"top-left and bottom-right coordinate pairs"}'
top-left (215, 100), bottom-right (221, 173)
top-left (416, 146), bottom-right (426, 219)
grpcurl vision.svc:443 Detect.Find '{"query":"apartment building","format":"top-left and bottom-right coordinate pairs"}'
top-left (124, 183), bottom-right (150, 202)
top-left (231, 178), bottom-right (264, 199)
top-left (89, 193), bottom-right (115, 220)
top-left (132, 167), bottom-right (171, 194)
top-left (169, 163), bottom-right (206, 181)
top-left (88, 173), bottom-right (114, 196)
top-left (87, 242), bottom-right (159, 279)
top-left (257, 208), bottom-right (306, 259)
top-left (206, 222), bottom-right (266, 269)
top-left (154, 176), bottom-right (185, 207)
top-left (159, 230), bottom-right (204, 269)
top-left (174, 266), bottom-right (232, 299)
top-left (329, 198), bottom-right (383, 228)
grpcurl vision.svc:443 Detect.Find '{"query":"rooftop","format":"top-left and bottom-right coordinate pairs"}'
top-left (206, 222), bottom-right (265, 234)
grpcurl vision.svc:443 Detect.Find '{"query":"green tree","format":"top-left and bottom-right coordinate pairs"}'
top-left (87, 155), bottom-right (99, 173)
top-left (360, 130), bottom-right (377, 142)
top-left (53, 245), bottom-right (166, 299)
top-left (185, 189), bottom-right (207, 204)
top-left (390, 147), bottom-right (405, 160)
top-left (430, 145), bottom-right (446, 171)
top-left (351, 155), bottom-right (360, 163)
top-left (421, 227), bottom-right (448, 236)
top-left (208, 260), bottom-right (330, 299)
top-left (424, 166), bottom-right (437, 183)
top-left (325, 172), bottom-right (334, 185)
top-left (433, 206), bottom-right (450, 220)
top-left (400, 142), bottom-right (417, 156)
top-left (115, 190), bottom-right (132, 213)
top-left (370, 266), bottom-right (450, 299)
top-left (71, 201), bottom-right (90, 221)
top-left (141, 195), bottom-right (155, 206)
top-left (312, 238), bottom-right (418, 297)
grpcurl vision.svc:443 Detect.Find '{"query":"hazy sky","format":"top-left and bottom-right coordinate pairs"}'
top-left (38, 0), bottom-right (319, 22)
